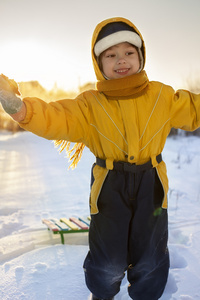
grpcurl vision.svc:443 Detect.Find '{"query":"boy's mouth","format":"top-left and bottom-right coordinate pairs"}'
top-left (115, 68), bottom-right (130, 75)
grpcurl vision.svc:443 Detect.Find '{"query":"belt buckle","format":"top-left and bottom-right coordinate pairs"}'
top-left (123, 162), bottom-right (137, 172)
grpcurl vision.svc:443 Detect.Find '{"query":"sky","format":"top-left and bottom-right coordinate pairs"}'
top-left (0, 0), bottom-right (200, 92)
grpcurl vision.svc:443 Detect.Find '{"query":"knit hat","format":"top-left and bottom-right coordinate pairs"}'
top-left (94, 22), bottom-right (144, 72)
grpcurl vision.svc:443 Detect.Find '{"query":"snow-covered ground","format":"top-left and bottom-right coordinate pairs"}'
top-left (0, 131), bottom-right (200, 300)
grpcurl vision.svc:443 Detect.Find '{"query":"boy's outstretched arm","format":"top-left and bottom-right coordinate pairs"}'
top-left (0, 74), bottom-right (26, 122)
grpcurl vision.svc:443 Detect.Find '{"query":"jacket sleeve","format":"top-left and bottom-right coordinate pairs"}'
top-left (19, 94), bottom-right (90, 143)
top-left (170, 89), bottom-right (200, 131)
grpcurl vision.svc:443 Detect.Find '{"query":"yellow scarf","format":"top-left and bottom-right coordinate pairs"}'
top-left (96, 70), bottom-right (149, 99)
top-left (55, 71), bottom-right (149, 169)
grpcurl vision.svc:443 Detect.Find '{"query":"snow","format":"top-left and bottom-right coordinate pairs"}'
top-left (0, 131), bottom-right (200, 300)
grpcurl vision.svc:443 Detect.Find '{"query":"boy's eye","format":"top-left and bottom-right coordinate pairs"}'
top-left (106, 54), bottom-right (115, 58)
top-left (126, 51), bottom-right (134, 56)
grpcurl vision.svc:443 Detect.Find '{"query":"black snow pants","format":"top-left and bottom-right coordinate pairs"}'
top-left (83, 165), bottom-right (169, 300)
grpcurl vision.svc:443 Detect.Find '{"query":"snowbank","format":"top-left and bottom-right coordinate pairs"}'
top-left (0, 131), bottom-right (200, 299)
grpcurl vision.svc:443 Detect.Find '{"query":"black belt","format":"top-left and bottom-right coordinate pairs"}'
top-left (96, 154), bottom-right (162, 173)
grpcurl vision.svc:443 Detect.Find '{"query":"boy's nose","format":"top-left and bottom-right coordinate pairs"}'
top-left (117, 57), bottom-right (126, 64)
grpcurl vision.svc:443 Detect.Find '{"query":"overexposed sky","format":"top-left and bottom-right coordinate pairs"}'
top-left (0, 0), bottom-right (200, 91)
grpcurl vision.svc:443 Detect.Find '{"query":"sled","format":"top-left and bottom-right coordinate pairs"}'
top-left (42, 216), bottom-right (90, 244)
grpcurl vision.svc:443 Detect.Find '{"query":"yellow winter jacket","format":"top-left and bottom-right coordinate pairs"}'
top-left (19, 17), bottom-right (200, 213)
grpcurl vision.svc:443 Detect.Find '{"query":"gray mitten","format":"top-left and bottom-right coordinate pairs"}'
top-left (0, 74), bottom-right (23, 114)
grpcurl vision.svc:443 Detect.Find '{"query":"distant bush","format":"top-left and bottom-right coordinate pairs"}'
top-left (185, 75), bottom-right (200, 94)
top-left (184, 75), bottom-right (200, 136)
top-left (0, 106), bottom-right (24, 132)
top-left (18, 81), bottom-right (78, 102)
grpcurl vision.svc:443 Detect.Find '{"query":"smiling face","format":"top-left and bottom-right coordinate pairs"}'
top-left (100, 42), bottom-right (140, 79)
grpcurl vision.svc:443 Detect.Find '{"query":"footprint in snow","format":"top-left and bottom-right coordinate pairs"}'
top-left (162, 272), bottom-right (178, 298)
top-left (169, 245), bottom-right (188, 269)
top-left (34, 262), bottom-right (48, 272)
top-left (15, 266), bottom-right (24, 283)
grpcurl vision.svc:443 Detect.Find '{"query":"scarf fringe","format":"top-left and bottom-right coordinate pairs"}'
top-left (54, 140), bottom-right (85, 170)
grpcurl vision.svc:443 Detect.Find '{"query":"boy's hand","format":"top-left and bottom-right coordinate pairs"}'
top-left (0, 74), bottom-right (21, 95)
top-left (0, 74), bottom-right (23, 114)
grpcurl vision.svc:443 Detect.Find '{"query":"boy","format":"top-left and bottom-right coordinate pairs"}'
top-left (0, 17), bottom-right (200, 300)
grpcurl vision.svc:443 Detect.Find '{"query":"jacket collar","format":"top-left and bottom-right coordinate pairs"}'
top-left (96, 70), bottom-right (149, 99)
